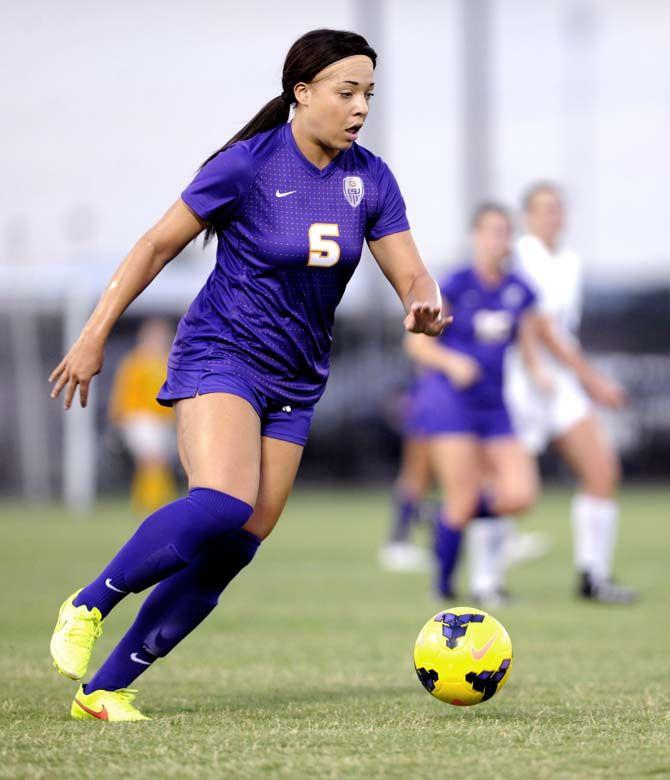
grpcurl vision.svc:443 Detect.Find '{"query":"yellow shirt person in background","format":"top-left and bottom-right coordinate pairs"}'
top-left (108, 319), bottom-right (177, 513)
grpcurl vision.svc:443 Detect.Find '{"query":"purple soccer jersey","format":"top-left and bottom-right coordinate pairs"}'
top-left (428, 265), bottom-right (536, 406)
top-left (160, 122), bottom-right (409, 408)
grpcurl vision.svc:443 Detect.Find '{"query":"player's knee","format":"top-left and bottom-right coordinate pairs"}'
top-left (186, 472), bottom-right (259, 506)
top-left (396, 475), bottom-right (429, 500)
top-left (243, 507), bottom-right (282, 540)
top-left (444, 499), bottom-right (478, 528)
top-left (173, 488), bottom-right (256, 559)
top-left (603, 455), bottom-right (621, 494)
top-left (496, 481), bottom-right (538, 515)
top-left (397, 458), bottom-right (432, 495)
top-left (515, 484), bottom-right (538, 514)
top-left (581, 456), bottom-right (620, 498)
top-left (188, 487), bottom-right (254, 520)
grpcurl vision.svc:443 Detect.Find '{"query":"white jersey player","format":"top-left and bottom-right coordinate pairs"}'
top-left (505, 182), bottom-right (636, 603)
top-left (506, 229), bottom-right (587, 456)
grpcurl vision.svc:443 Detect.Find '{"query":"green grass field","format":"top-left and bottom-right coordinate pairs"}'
top-left (1, 486), bottom-right (668, 779)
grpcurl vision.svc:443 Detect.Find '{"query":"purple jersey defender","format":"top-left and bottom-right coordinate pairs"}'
top-left (157, 122), bottom-right (409, 445)
top-left (411, 265), bottom-right (536, 439)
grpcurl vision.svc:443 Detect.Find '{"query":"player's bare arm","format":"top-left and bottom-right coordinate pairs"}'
top-left (368, 229), bottom-right (451, 336)
top-left (49, 199), bottom-right (204, 410)
top-left (518, 312), bottom-right (555, 395)
top-left (528, 312), bottom-right (626, 408)
top-left (404, 332), bottom-right (481, 388)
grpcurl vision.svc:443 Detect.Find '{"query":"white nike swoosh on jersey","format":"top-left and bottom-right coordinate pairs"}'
top-left (130, 652), bottom-right (151, 665)
top-left (275, 189), bottom-right (297, 198)
top-left (105, 578), bottom-right (127, 593)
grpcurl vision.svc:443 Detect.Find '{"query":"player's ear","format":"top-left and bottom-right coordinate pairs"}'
top-left (293, 82), bottom-right (311, 108)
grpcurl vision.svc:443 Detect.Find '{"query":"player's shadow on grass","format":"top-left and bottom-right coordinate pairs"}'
top-left (155, 682), bottom-right (425, 716)
top-left (154, 684), bottom-right (533, 722)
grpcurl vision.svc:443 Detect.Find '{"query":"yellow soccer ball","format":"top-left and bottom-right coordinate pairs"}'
top-left (413, 606), bottom-right (513, 706)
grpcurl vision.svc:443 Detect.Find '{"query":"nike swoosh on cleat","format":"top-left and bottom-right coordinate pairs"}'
top-left (74, 698), bottom-right (109, 720)
top-left (130, 652), bottom-right (151, 666)
top-left (275, 189), bottom-right (297, 198)
top-left (105, 578), bottom-right (127, 593)
top-left (470, 634), bottom-right (497, 661)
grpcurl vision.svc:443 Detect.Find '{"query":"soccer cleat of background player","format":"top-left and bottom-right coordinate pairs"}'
top-left (71, 685), bottom-right (149, 722)
top-left (50, 590), bottom-right (103, 680)
top-left (579, 571), bottom-right (637, 604)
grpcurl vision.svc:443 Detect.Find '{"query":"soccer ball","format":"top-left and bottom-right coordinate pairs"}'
top-left (413, 606), bottom-right (513, 706)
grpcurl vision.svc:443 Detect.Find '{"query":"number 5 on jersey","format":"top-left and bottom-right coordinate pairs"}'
top-left (307, 223), bottom-right (340, 268)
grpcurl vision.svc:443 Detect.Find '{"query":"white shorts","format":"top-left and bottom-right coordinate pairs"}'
top-left (120, 414), bottom-right (176, 461)
top-left (504, 359), bottom-right (590, 455)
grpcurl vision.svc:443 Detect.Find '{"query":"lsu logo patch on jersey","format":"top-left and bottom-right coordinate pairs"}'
top-left (343, 176), bottom-right (364, 208)
top-left (473, 309), bottom-right (513, 343)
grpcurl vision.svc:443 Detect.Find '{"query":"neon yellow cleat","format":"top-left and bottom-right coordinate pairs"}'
top-left (50, 590), bottom-right (103, 680)
top-left (71, 685), bottom-right (150, 722)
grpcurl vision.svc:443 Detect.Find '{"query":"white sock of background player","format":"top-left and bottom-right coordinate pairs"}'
top-left (571, 493), bottom-right (619, 582)
top-left (467, 518), bottom-right (510, 596)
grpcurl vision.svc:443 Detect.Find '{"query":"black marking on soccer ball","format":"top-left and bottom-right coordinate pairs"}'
top-left (415, 665), bottom-right (439, 693)
top-left (434, 612), bottom-right (485, 649)
top-left (465, 658), bottom-right (511, 701)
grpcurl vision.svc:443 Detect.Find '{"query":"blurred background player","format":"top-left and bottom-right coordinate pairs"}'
top-left (502, 182), bottom-right (637, 604)
top-left (378, 379), bottom-right (434, 573)
top-left (405, 203), bottom-right (540, 603)
top-left (108, 319), bottom-right (177, 513)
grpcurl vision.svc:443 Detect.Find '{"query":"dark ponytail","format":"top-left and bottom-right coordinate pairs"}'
top-left (199, 94), bottom-right (292, 171)
top-left (199, 28), bottom-right (377, 244)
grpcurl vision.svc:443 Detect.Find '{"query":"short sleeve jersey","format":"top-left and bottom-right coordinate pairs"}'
top-left (434, 265), bottom-right (536, 405)
top-left (171, 122), bottom-right (409, 406)
top-left (515, 235), bottom-right (582, 334)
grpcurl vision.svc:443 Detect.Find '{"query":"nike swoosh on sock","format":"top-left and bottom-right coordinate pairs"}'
top-left (105, 578), bottom-right (127, 593)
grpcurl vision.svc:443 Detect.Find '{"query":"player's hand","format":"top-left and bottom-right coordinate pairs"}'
top-left (582, 371), bottom-right (627, 409)
top-left (445, 352), bottom-right (481, 389)
top-left (49, 333), bottom-right (105, 410)
top-left (403, 302), bottom-right (452, 337)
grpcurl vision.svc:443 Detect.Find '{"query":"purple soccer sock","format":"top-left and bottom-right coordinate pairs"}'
top-left (85, 528), bottom-right (261, 692)
top-left (389, 491), bottom-right (420, 543)
top-left (435, 520), bottom-right (463, 598)
top-left (74, 488), bottom-right (253, 617)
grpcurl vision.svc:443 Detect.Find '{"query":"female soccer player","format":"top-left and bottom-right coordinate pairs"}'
top-left (405, 203), bottom-right (539, 602)
top-left (48, 29), bottom-right (448, 722)
top-left (504, 182), bottom-right (636, 603)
